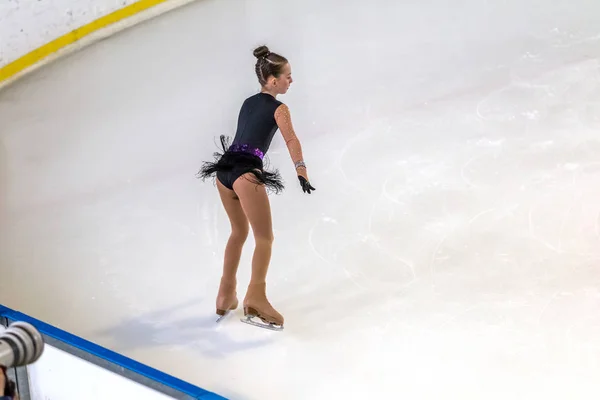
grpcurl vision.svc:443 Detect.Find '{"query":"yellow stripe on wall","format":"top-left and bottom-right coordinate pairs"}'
top-left (0, 0), bottom-right (170, 84)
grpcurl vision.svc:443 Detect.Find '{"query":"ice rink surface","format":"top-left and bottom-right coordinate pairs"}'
top-left (2, 0), bottom-right (600, 398)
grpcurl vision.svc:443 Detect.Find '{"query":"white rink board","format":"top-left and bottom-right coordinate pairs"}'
top-left (0, 0), bottom-right (141, 67)
top-left (27, 345), bottom-right (175, 400)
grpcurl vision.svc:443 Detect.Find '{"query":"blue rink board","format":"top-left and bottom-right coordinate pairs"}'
top-left (0, 304), bottom-right (227, 400)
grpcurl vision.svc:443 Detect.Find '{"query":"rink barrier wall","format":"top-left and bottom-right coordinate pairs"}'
top-left (0, 304), bottom-right (227, 400)
top-left (0, 0), bottom-right (198, 91)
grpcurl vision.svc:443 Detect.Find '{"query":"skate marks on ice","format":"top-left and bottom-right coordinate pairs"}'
top-left (468, 50), bottom-right (600, 257)
top-left (93, 297), bottom-right (273, 359)
top-left (437, 52), bottom-right (600, 362)
top-left (531, 25), bottom-right (600, 50)
top-left (290, 53), bottom-right (600, 346)
top-left (473, 26), bottom-right (600, 155)
top-left (285, 120), bottom-right (469, 335)
top-left (476, 58), bottom-right (600, 131)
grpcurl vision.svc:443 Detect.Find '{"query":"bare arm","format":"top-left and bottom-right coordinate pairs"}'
top-left (274, 104), bottom-right (308, 180)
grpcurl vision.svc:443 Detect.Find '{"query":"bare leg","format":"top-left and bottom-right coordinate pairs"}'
top-left (215, 179), bottom-right (249, 317)
top-left (233, 173), bottom-right (284, 327)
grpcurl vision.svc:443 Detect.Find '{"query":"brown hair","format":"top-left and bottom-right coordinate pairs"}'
top-left (253, 45), bottom-right (288, 86)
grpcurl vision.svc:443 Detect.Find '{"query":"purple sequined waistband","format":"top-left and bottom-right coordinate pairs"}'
top-left (228, 143), bottom-right (264, 160)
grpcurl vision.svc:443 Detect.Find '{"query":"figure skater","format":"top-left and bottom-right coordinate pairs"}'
top-left (198, 45), bottom-right (315, 330)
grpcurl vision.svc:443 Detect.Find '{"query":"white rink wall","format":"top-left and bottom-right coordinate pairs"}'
top-left (27, 345), bottom-right (175, 400)
top-left (0, 0), bottom-right (140, 67)
top-left (0, 306), bottom-right (226, 399)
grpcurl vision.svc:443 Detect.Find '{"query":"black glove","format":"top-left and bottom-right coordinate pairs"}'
top-left (298, 176), bottom-right (315, 194)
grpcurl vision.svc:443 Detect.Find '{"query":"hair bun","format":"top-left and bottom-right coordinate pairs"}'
top-left (253, 45), bottom-right (270, 59)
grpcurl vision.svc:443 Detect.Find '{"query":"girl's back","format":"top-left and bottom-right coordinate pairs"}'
top-left (232, 93), bottom-right (283, 154)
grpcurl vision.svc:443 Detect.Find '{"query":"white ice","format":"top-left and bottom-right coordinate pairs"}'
top-left (2, 0), bottom-right (600, 399)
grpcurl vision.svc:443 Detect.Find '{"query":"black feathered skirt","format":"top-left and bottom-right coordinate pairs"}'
top-left (197, 135), bottom-right (284, 194)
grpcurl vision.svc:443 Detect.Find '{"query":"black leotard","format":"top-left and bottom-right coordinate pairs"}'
top-left (198, 92), bottom-right (288, 193)
top-left (231, 92), bottom-right (283, 154)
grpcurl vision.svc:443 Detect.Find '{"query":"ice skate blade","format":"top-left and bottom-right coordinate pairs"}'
top-left (216, 310), bottom-right (233, 323)
top-left (240, 316), bottom-right (284, 331)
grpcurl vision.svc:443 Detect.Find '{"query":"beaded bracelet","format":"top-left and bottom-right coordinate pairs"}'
top-left (294, 161), bottom-right (306, 169)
